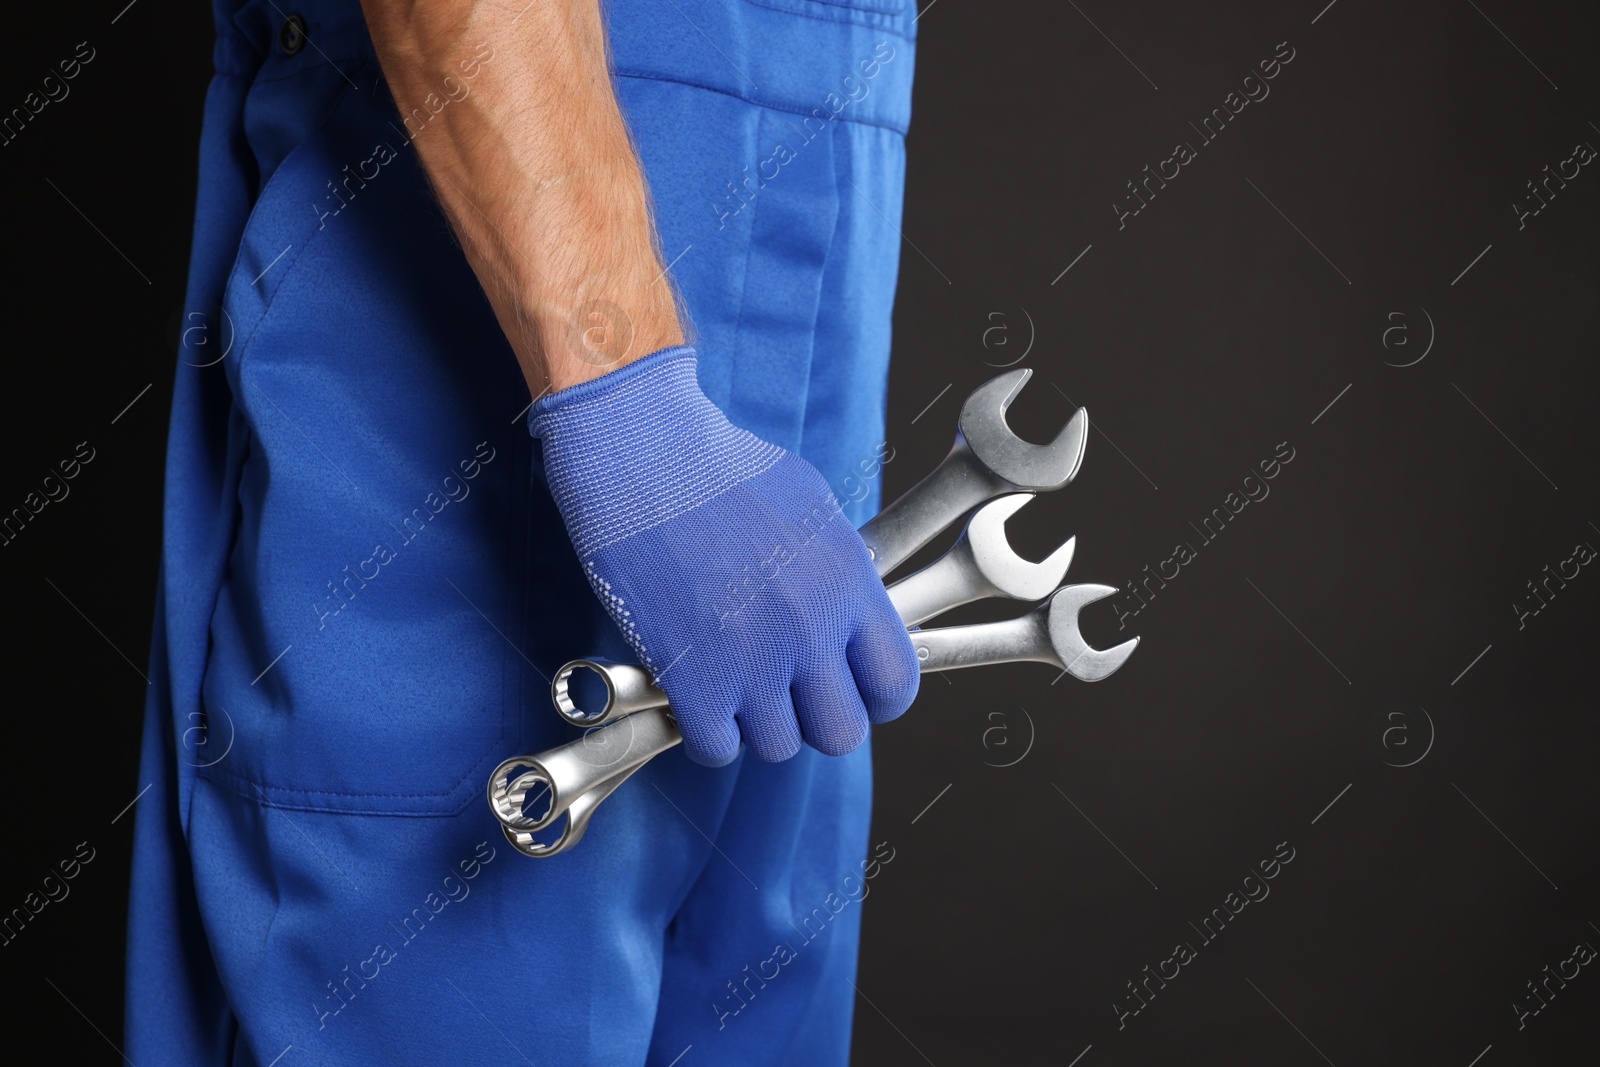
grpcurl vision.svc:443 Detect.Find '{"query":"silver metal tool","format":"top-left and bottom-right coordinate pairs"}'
top-left (550, 655), bottom-right (668, 726)
top-left (488, 582), bottom-right (1137, 854)
top-left (490, 707), bottom-right (678, 856)
top-left (906, 583), bottom-right (1139, 682)
top-left (858, 369), bottom-right (1088, 578)
top-left (499, 778), bottom-right (628, 858)
top-left (886, 493), bottom-right (1075, 627)
top-left (547, 493), bottom-right (1074, 729)
top-left (489, 369), bottom-right (1136, 858)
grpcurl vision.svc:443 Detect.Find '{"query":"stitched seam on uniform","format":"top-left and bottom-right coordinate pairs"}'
top-left (612, 69), bottom-right (911, 136)
top-left (739, 0), bottom-right (907, 29)
top-left (210, 776), bottom-right (479, 817)
top-left (223, 75), bottom-right (363, 379)
top-left (724, 130), bottom-right (764, 449)
top-left (792, 115), bottom-right (850, 462)
top-left (204, 757), bottom-right (483, 803)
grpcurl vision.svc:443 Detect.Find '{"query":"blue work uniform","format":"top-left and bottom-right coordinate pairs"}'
top-left (126, 0), bottom-right (917, 1063)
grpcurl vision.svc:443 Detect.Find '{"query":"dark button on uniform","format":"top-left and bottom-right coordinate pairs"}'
top-left (278, 14), bottom-right (307, 55)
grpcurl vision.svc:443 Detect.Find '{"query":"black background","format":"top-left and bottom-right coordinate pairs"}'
top-left (3, 2), bottom-right (1597, 1064)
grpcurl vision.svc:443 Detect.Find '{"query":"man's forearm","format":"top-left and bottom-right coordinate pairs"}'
top-left (358, 0), bottom-right (684, 396)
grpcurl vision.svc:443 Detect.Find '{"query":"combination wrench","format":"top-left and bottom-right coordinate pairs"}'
top-left (492, 371), bottom-right (1129, 857)
top-left (490, 494), bottom-right (1099, 855)
top-left (490, 586), bottom-right (1137, 856)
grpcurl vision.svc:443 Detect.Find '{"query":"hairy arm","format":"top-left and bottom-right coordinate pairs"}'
top-left (359, 1), bottom-right (922, 765)
top-left (357, 0), bottom-right (684, 396)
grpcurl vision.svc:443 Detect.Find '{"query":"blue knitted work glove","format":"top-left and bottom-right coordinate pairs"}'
top-left (529, 345), bottom-right (920, 766)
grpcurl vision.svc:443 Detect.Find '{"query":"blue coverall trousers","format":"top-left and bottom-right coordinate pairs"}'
top-left (126, 0), bottom-right (917, 1063)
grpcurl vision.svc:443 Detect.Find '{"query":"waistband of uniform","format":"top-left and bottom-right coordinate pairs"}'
top-left (608, 1), bottom-right (917, 135)
top-left (210, 0), bottom-right (916, 135)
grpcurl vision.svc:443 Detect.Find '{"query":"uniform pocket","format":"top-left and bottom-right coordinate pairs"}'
top-left (193, 62), bottom-right (582, 816)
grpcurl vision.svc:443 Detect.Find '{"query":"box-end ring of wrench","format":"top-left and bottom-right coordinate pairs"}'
top-left (487, 584), bottom-right (1137, 854)
top-left (491, 706), bottom-right (680, 857)
top-left (859, 368), bottom-right (1088, 579)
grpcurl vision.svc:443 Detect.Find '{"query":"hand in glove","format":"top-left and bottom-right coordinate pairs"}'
top-left (530, 345), bottom-right (920, 766)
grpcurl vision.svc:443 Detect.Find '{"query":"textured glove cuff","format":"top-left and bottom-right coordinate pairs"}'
top-left (528, 346), bottom-right (784, 559)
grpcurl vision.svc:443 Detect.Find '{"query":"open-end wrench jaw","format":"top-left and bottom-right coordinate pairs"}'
top-left (1045, 584), bottom-right (1140, 682)
top-left (905, 583), bottom-right (1139, 682)
top-left (965, 493), bottom-right (1076, 600)
top-left (860, 369), bottom-right (1089, 577)
top-left (961, 369), bottom-right (1089, 491)
top-left (885, 493), bottom-right (1076, 627)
